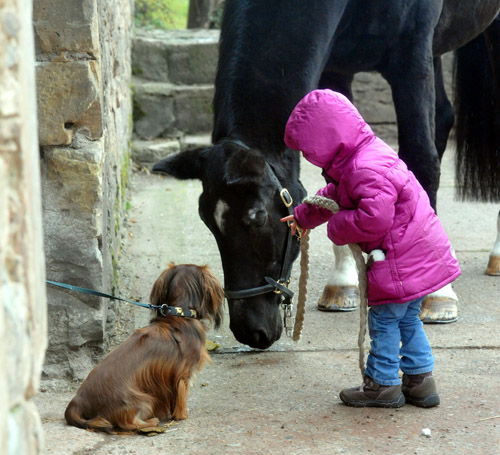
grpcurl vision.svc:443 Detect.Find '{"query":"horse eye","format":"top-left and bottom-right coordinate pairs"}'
top-left (243, 208), bottom-right (267, 227)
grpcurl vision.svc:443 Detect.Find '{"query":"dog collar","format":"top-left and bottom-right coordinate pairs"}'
top-left (158, 305), bottom-right (198, 319)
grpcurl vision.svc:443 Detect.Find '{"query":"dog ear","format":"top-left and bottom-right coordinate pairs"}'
top-left (150, 263), bottom-right (176, 307)
top-left (199, 266), bottom-right (224, 329)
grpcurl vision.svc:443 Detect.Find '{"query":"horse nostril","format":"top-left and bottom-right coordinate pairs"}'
top-left (248, 330), bottom-right (273, 350)
top-left (231, 324), bottom-right (274, 349)
top-left (228, 298), bottom-right (282, 349)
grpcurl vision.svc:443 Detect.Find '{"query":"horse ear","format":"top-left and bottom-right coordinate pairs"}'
top-left (152, 147), bottom-right (209, 180)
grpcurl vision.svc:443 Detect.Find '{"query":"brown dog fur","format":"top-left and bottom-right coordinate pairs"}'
top-left (64, 264), bottom-right (224, 434)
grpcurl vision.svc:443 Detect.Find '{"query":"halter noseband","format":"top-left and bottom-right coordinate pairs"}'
top-left (218, 138), bottom-right (297, 305)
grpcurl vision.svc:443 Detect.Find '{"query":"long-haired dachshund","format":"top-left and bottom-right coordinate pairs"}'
top-left (64, 263), bottom-right (224, 434)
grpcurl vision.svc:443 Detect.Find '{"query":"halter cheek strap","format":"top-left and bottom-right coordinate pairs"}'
top-left (217, 139), bottom-right (297, 304)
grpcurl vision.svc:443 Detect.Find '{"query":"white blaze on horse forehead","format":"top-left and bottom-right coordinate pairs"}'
top-left (214, 199), bottom-right (229, 234)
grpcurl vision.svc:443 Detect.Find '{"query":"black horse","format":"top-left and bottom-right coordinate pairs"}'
top-left (154, 1), bottom-right (500, 349)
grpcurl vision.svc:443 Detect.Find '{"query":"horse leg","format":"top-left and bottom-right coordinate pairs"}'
top-left (416, 56), bottom-right (460, 323)
top-left (317, 243), bottom-right (359, 312)
top-left (318, 71), bottom-right (354, 101)
top-left (382, 28), bottom-right (457, 323)
top-left (383, 55), bottom-right (441, 208)
top-left (433, 56), bottom-right (454, 161)
top-left (485, 210), bottom-right (500, 275)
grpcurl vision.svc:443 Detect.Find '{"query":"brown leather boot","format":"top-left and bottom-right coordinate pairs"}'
top-left (340, 376), bottom-right (405, 408)
top-left (402, 372), bottom-right (440, 408)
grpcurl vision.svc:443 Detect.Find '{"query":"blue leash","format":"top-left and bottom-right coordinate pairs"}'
top-left (46, 280), bottom-right (198, 319)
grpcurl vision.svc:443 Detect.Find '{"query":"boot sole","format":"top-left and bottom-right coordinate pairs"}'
top-left (340, 392), bottom-right (406, 408)
top-left (404, 394), bottom-right (440, 408)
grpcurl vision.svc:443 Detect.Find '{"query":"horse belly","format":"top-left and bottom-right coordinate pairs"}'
top-left (325, 35), bottom-right (389, 74)
top-left (433, 1), bottom-right (500, 54)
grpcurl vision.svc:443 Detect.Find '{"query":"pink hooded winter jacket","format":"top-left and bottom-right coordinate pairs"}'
top-left (285, 90), bottom-right (461, 305)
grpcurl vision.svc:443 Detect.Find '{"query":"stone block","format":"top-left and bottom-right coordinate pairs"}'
top-left (133, 84), bottom-right (177, 139)
top-left (132, 138), bottom-right (181, 167)
top-left (42, 144), bottom-right (103, 215)
top-left (36, 61), bottom-right (102, 146)
top-left (4, 282), bottom-right (31, 404)
top-left (352, 72), bottom-right (396, 125)
top-left (67, 348), bottom-right (99, 380)
top-left (132, 36), bottom-right (169, 82)
top-left (46, 290), bottom-right (104, 349)
top-left (33, 0), bottom-right (99, 56)
top-left (0, 71), bottom-right (22, 118)
top-left (6, 401), bottom-right (45, 455)
top-left (41, 140), bottom-right (106, 377)
top-left (0, 248), bottom-right (6, 455)
top-left (167, 39), bottom-right (218, 85)
top-left (174, 85), bottom-right (214, 134)
top-left (133, 80), bottom-right (214, 139)
top-left (133, 28), bottom-right (219, 84)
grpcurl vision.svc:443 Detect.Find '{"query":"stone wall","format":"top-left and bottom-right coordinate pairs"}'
top-left (34, 0), bottom-right (134, 379)
top-left (0, 1), bottom-right (47, 453)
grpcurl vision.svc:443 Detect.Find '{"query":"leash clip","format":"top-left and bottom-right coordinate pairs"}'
top-left (159, 304), bottom-right (170, 317)
top-left (282, 302), bottom-right (295, 338)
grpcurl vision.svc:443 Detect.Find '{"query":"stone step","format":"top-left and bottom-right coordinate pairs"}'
top-left (132, 134), bottom-right (212, 169)
top-left (132, 28), bottom-right (220, 85)
top-left (132, 77), bottom-right (214, 140)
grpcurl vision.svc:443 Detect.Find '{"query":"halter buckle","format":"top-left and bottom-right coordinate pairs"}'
top-left (272, 278), bottom-right (291, 294)
top-left (280, 188), bottom-right (293, 208)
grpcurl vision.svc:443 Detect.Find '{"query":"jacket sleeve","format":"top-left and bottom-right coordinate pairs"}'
top-left (293, 183), bottom-right (338, 229)
top-left (327, 168), bottom-right (397, 245)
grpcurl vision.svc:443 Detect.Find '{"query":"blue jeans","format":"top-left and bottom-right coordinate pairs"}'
top-left (364, 298), bottom-right (434, 386)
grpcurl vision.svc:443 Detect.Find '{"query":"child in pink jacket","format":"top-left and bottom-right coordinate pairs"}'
top-left (282, 89), bottom-right (460, 408)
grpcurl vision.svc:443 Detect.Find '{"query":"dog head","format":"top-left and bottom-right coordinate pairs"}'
top-left (150, 263), bottom-right (224, 329)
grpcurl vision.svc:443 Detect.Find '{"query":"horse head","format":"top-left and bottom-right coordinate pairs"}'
top-left (153, 141), bottom-right (306, 349)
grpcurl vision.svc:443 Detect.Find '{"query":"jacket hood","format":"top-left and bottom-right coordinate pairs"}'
top-left (284, 89), bottom-right (375, 170)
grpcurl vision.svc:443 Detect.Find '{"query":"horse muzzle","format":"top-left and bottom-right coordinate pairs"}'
top-left (227, 295), bottom-right (283, 349)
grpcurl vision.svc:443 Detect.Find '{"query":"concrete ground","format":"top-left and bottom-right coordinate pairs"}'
top-left (35, 147), bottom-right (500, 454)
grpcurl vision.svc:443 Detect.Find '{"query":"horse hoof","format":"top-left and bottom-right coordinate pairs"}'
top-left (485, 255), bottom-right (500, 276)
top-left (420, 296), bottom-right (458, 324)
top-left (317, 285), bottom-right (359, 312)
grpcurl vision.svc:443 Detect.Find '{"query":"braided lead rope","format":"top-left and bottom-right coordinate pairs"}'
top-left (293, 195), bottom-right (368, 377)
top-left (348, 243), bottom-right (368, 376)
top-left (292, 230), bottom-right (309, 341)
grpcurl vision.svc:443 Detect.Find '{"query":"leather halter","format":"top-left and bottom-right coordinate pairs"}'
top-left (217, 138), bottom-right (297, 305)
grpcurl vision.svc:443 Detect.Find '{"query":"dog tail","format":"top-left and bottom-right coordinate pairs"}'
top-left (65, 398), bottom-right (115, 434)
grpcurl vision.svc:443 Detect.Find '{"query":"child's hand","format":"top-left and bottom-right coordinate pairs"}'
top-left (280, 215), bottom-right (307, 237)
